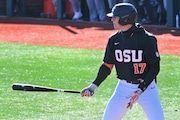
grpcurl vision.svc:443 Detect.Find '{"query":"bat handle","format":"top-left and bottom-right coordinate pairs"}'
top-left (63, 90), bottom-right (81, 93)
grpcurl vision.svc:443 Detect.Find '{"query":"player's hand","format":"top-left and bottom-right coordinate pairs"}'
top-left (81, 84), bottom-right (97, 97)
top-left (127, 89), bottom-right (142, 109)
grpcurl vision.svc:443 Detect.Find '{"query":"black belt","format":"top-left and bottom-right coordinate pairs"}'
top-left (126, 80), bottom-right (140, 84)
top-left (121, 79), bottom-right (144, 84)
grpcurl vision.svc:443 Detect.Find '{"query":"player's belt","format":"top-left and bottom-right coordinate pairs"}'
top-left (126, 80), bottom-right (140, 84)
top-left (121, 79), bottom-right (143, 84)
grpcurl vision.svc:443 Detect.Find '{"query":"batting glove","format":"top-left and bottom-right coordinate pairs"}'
top-left (127, 89), bottom-right (142, 109)
top-left (81, 84), bottom-right (97, 97)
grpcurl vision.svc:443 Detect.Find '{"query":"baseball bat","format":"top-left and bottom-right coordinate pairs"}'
top-left (12, 83), bottom-right (80, 94)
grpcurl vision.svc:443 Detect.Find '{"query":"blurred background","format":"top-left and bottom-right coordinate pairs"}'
top-left (0, 0), bottom-right (179, 27)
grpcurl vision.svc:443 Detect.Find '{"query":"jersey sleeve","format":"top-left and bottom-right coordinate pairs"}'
top-left (144, 36), bottom-right (160, 64)
top-left (103, 38), bottom-right (115, 64)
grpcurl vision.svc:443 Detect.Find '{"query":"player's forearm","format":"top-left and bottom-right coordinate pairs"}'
top-left (81, 64), bottom-right (111, 97)
top-left (138, 61), bottom-right (160, 91)
top-left (92, 64), bottom-right (111, 86)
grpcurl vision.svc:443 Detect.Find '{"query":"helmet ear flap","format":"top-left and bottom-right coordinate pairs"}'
top-left (118, 19), bottom-right (121, 24)
top-left (119, 16), bottom-right (130, 25)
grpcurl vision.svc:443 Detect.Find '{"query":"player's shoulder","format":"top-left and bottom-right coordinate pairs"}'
top-left (108, 31), bottom-right (121, 42)
top-left (144, 30), bottom-right (157, 41)
top-left (109, 31), bottom-right (120, 38)
top-left (134, 23), bottom-right (157, 44)
top-left (135, 23), bottom-right (157, 41)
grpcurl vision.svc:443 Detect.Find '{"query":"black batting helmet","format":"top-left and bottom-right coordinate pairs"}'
top-left (107, 3), bottom-right (138, 25)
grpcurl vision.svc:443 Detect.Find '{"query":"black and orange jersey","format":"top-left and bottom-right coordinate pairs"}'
top-left (103, 23), bottom-right (160, 81)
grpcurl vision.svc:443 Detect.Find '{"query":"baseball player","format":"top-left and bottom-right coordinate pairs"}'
top-left (81, 3), bottom-right (164, 120)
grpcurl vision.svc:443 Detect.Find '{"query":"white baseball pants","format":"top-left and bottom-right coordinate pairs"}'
top-left (103, 80), bottom-right (164, 120)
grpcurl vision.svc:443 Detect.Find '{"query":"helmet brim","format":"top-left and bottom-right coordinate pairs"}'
top-left (107, 13), bottom-right (114, 17)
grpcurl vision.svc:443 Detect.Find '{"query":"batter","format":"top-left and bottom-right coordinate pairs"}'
top-left (81, 3), bottom-right (164, 120)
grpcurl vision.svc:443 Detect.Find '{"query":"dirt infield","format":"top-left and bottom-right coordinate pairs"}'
top-left (0, 17), bottom-right (179, 55)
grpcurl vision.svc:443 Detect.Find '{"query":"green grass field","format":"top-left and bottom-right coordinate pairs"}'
top-left (0, 43), bottom-right (179, 120)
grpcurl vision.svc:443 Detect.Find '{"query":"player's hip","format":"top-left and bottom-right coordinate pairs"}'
top-left (113, 79), bottom-right (157, 96)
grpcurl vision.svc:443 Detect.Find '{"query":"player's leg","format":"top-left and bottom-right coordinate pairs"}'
top-left (107, 0), bottom-right (117, 10)
top-left (70, 0), bottom-right (82, 20)
top-left (86, 0), bottom-right (98, 22)
top-left (94, 0), bottom-right (106, 22)
top-left (138, 81), bottom-right (164, 120)
top-left (103, 80), bottom-right (137, 120)
top-left (103, 93), bottom-right (128, 120)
